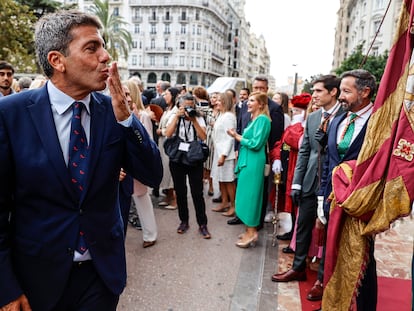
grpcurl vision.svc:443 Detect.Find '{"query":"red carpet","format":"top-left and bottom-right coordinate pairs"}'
top-left (377, 276), bottom-right (411, 311)
top-left (299, 269), bottom-right (321, 311)
top-left (299, 269), bottom-right (411, 311)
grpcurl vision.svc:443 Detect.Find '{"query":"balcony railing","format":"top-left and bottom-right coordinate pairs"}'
top-left (145, 47), bottom-right (174, 54)
top-left (211, 52), bottom-right (225, 62)
top-left (131, 16), bottom-right (142, 23)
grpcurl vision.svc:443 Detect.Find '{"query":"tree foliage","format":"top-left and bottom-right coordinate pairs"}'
top-left (15, 0), bottom-right (62, 18)
top-left (334, 44), bottom-right (388, 83)
top-left (90, 0), bottom-right (132, 61)
top-left (302, 76), bottom-right (319, 94)
top-left (0, 0), bottom-right (37, 72)
top-left (301, 45), bottom-right (388, 95)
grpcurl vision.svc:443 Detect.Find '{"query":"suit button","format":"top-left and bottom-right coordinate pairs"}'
top-left (79, 209), bottom-right (84, 215)
top-left (67, 248), bottom-right (74, 255)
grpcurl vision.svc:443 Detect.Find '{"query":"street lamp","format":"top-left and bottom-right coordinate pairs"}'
top-left (292, 64), bottom-right (298, 96)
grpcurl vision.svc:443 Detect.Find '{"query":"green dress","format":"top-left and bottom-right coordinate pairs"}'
top-left (235, 114), bottom-right (271, 227)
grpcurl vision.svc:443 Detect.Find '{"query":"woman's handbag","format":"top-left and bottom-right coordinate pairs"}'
top-left (187, 140), bottom-right (209, 164)
top-left (163, 118), bottom-right (209, 166)
top-left (264, 163), bottom-right (271, 177)
top-left (163, 135), bottom-right (183, 163)
top-left (264, 143), bottom-right (271, 176)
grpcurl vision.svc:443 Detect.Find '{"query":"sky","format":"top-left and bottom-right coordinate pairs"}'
top-left (244, 0), bottom-right (340, 86)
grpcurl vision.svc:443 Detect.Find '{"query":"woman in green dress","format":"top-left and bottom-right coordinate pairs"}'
top-left (227, 91), bottom-right (271, 248)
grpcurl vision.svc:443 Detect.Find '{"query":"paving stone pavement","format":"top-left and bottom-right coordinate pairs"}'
top-left (117, 187), bottom-right (414, 311)
top-left (118, 187), bottom-right (279, 311)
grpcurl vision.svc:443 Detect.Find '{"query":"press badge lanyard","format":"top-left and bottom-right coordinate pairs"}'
top-left (178, 120), bottom-right (193, 152)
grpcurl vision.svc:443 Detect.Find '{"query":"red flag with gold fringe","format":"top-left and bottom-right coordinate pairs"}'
top-left (340, 0), bottom-right (414, 235)
top-left (322, 1), bottom-right (414, 309)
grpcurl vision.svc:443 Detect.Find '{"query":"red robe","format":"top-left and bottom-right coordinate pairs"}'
top-left (269, 122), bottom-right (304, 213)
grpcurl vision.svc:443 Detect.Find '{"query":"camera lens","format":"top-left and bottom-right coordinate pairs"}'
top-left (185, 106), bottom-right (197, 117)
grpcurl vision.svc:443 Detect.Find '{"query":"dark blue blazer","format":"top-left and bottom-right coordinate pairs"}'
top-left (322, 112), bottom-right (369, 214)
top-left (0, 85), bottom-right (162, 309)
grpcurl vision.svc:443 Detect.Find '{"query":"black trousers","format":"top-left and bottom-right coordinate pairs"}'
top-left (356, 238), bottom-right (377, 311)
top-left (169, 161), bottom-right (207, 226)
top-left (52, 261), bottom-right (119, 311)
top-left (292, 193), bottom-right (317, 272)
top-left (259, 175), bottom-right (271, 230)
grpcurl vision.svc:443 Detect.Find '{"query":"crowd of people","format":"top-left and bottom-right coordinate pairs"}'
top-left (0, 8), bottom-right (403, 311)
top-left (121, 70), bottom-right (379, 310)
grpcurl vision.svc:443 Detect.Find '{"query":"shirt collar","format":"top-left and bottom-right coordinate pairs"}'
top-left (322, 101), bottom-right (341, 115)
top-left (0, 88), bottom-right (15, 97)
top-left (47, 80), bottom-right (91, 115)
top-left (352, 102), bottom-right (373, 119)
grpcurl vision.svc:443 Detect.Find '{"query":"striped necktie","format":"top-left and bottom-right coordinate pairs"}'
top-left (68, 102), bottom-right (89, 254)
top-left (337, 113), bottom-right (358, 159)
top-left (320, 111), bottom-right (331, 133)
top-left (68, 102), bottom-right (89, 196)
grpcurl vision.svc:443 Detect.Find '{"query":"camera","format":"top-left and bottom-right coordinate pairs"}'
top-left (184, 106), bottom-right (197, 118)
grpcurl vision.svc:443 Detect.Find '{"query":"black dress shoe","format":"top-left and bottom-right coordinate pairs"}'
top-left (212, 196), bottom-right (222, 203)
top-left (276, 231), bottom-right (292, 241)
top-left (282, 246), bottom-right (295, 254)
top-left (227, 216), bottom-right (242, 225)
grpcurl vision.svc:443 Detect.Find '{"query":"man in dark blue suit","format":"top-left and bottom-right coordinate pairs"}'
top-left (321, 69), bottom-right (377, 311)
top-left (0, 10), bottom-right (162, 311)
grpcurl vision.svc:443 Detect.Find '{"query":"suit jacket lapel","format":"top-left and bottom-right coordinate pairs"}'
top-left (82, 94), bottom-right (107, 196)
top-left (27, 88), bottom-right (76, 198)
top-left (330, 113), bottom-right (347, 162)
top-left (310, 109), bottom-right (322, 133)
top-left (347, 118), bottom-right (369, 156)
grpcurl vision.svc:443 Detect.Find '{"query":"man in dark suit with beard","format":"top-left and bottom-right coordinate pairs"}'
top-left (320, 69), bottom-right (377, 311)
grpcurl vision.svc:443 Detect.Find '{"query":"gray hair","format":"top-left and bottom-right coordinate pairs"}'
top-left (35, 10), bottom-right (102, 78)
top-left (160, 81), bottom-right (171, 92)
top-left (178, 93), bottom-right (196, 107)
top-left (18, 77), bottom-right (32, 90)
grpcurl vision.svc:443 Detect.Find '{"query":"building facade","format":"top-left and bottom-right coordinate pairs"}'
top-left (332, 0), bottom-right (403, 70)
top-left (63, 0), bottom-right (270, 89)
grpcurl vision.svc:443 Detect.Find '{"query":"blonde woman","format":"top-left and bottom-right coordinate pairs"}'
top-left (123, 81), bottom-right (158, 248)
top-left (227, 92), bottom-right (271, 248)
top-left (211, 93), bottom-right (236, 216)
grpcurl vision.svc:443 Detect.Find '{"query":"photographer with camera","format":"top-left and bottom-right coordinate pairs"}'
top-left (165, 93), bottom-right (211, 239)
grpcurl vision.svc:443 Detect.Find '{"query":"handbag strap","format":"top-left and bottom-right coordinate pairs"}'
top-left (175, 117), bottom-right (181, 137)
top-left (191, 124), bottom-right (200, 142)
top-left (182, 120), bottom-right (195, 142)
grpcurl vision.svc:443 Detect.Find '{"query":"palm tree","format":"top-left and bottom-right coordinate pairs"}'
top-left (90, 0), bottom-right (132, 61)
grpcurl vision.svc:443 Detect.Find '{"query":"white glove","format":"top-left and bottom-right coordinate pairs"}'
top-left (317, 196), bottom-right (327, 225)
top-left (272, 159), bottom-right (282, 174)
